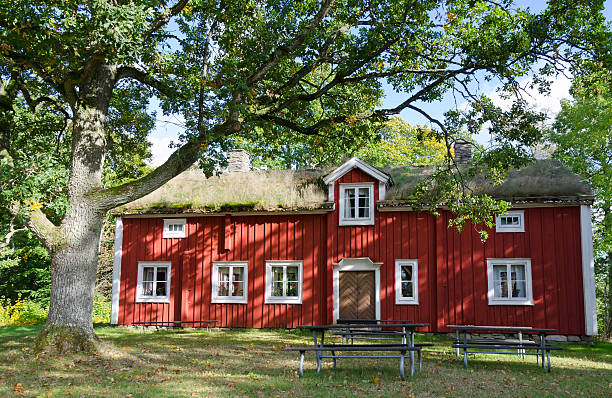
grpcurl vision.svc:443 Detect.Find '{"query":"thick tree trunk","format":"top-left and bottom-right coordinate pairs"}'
top-left (34, 64), bottom-right (115, 354)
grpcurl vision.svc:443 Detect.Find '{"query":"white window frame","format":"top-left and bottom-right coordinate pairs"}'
top-left (265, 261), bottom-right (303, 304)
top-left (211, 261), bottom-right (248, 304)
top-left (339, 183), bottom-right (375, 226)
top-left (495, 210), bottom-right (525, 233)
top-left (487, 258), bottom-right (533, 306)
top-left (395, 259), bottom-right (419, 305)
top-left (163, 218), bottom-right (187, 238)
top-left (136, 262), bottom-right (171, 303)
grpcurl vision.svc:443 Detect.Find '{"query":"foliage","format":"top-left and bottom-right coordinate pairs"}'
top-left (547, 68), bottom-right (612, 337)
top-left (0, 294), bottom-right (110, 326)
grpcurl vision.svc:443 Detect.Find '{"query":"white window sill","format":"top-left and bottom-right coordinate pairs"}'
top-left (339, 218), bottom-right (374, 226)
top-left (265, 297), bottom-right (302, 305)
top-left (211, 297), bottom-right (248, 304)
top-left (136, 296), bottom-right (170, 303)
top-left (396, 298), bottom-right (419, 305)
top-left (488, 299), bottom-right (533, 306)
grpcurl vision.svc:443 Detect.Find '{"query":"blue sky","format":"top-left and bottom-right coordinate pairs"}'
top-left (148, 1), bottom-right (612, 166)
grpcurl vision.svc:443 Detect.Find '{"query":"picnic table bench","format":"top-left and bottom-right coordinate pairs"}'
top-left (131, 320), bottom-right (220, 333)
top-left (285, 323), bottom-right (431, 380)
top-left (447, 325), bottom-right (562, 372)
top-left (334, 319), bottom-right (414, 343)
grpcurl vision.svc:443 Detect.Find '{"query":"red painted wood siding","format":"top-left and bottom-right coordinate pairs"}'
top-left (118, 168), bottom-right (587, 334)
top-left (118, 215), bottom-right (327, 328)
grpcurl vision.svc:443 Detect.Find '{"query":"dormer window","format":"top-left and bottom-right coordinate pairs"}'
top-left (496, 211), bottom-right (525, 233)
top-left (163, 218), bottom-right (187, 238)
top-left (339, 183), bottom-right (374, 226)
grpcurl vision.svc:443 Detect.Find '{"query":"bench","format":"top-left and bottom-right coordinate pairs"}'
top-left (131, 320), bottom-right (220, 333)
top-left (333, 319), bottom-right (414, 343)
top-left (284, 344), bottom-right (433, 379)
top-left (447, 325), bottom-right (562, 372)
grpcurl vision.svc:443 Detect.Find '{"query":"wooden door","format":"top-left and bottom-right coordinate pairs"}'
top-left (339, 271), bottom-right (375, 319)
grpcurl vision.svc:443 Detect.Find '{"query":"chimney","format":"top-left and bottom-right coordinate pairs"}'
top-left (227, 149), bottom-right (250, 172)
top-left (453, 139), bottom-right (472, 163)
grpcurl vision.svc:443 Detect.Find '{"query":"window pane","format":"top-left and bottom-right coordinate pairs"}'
top-left (286, 266), bottom-right (298, 281)
top-left (401, 282), bottom-right (413, 298)
top-left (156, 267), bottom-right (167, 282)
top-left (344, 188), bottom-right (355, 219)
top-left (232, 267), bottom-right (244, 282)
top-left (271, 281), bottom-right (283, 296)
top-left (401, 265), bottom-right (412, 282)
top-left (272, 267), bottom-right (283, 283)
top-left (286, 281), bottom-right (298, 297)
top-left (512, 280), bottom-right (526, 298)
top-left (493, 265), bottom-right (508, 298)
top-left (143, 282), bottom-right (154, 296)
top-left (143, 267), bottom-right (154, 282)
top-left (511, 265), bottom-right (525, 280)
top-left (511, 265), bottom-right (526, 298)
top-left (218, 281), bottom-right (229, 297)
top-left (156, 282), bottom-right (166, 297)
top-left (218, 267), bottom-right (230, 282)
top-left (232, 281), bottom-right (244, 297)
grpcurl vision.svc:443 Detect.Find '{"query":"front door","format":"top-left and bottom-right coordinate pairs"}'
top-left (338, 271), bottom-right (375, 319)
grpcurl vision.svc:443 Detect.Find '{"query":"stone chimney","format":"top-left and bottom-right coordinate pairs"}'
top-left (453, 139), bottom-right (472, 163)
top-left (227, 149), bottom-right (250, 172)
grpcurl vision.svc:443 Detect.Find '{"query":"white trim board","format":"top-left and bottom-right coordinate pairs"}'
top-left (110, 217), bottom-right (123, 325)
top-left (580, 205), bottom-right (597, 335)
top-left (323, 157), bottom-right (392, 185)
top-left (332, 257), bottom-right (381, 322)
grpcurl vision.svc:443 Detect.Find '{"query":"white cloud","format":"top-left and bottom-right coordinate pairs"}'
top-left (149, 135), bottom-right (175, 167)
top-left (147, 114), bottom-right (186, 167)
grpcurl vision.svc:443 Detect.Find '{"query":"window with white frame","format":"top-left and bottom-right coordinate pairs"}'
top-left (495, 211), bottom-right (525, 232)
top-left (339, 183), bottom-right (374, 226)
top-left (212, 262), bottom-right (248, 304)
top-left (265, 261), bottom-right (303, 304)
top-left (395, 260), bottom-right (418, 304)
top-left (137, 262), bottom-right (171, 303)
top-left (163, 218), bottom-right (187, 238)
top-left (487, 259), bottom-right (533, 305)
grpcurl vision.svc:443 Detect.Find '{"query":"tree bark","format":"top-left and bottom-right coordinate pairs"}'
top-left (34, 64), bottom-right (115, 353)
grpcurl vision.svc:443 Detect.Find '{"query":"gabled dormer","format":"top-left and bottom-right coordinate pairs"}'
top-left (323, 158), bottom-right (393, 226)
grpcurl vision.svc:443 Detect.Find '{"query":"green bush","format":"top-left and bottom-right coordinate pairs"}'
top-left (92, 293), bottom-right (111, 324)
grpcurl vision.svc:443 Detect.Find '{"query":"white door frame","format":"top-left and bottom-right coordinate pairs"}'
top-left (332, 257), bottom-right (382, 323)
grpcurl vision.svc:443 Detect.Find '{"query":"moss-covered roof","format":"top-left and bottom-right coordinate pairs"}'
top-left (117, 159), bottom-right (592, 215)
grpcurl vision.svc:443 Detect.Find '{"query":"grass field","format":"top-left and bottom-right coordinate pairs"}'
top-left (0, 326), bottom-right (610, 397)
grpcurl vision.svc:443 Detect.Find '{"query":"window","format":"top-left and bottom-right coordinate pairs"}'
top-left (212, 262), bottom-right (248, 304)
top-left (395, 260), bottom-right (418, 304)
top-left (163, 218), bottom-right (187, 238)
top-left (339, 183), bottom-right (374, 226)
top-left (495, 211), bottom-right (525, 233)
top-left (137, 262), bottom-right (171, 303)
top-left (487, 259), bottom-right (533, 305)
top-left (265, 261), bottom-right (303, 304)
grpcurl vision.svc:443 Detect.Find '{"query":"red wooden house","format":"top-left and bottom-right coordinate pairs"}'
top-left (110, 149), bottom-right (597, 338)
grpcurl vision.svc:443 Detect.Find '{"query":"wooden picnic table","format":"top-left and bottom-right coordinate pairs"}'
top-left (447, 325), bottom-right (561, 372)
top-left (289, 322), bottom-right (430, 379)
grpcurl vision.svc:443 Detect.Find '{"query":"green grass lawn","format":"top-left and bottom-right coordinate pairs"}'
top-left (0, 326), bottom-right (611, 397)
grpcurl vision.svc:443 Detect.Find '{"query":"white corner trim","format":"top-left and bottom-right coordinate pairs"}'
top-left (111, 217), bottom-right (123, 324)
top-left (323, 157), bottom-right (391, 185)
top-left (379, 182), bottom-right (386, 201)
top-left (395, 259), bottom-right (419, 305)
top-left (328, 183), bottom-right (334, 202)
top-left (580, 205), bottom-right (597, 335)
top-left (332, 258), bottom-right (382, 322)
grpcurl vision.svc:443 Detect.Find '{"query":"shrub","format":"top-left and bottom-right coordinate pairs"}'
top-left (0, 297), bottom-right (47, 326)
top-left (92, 293), bottom-right (111, 324)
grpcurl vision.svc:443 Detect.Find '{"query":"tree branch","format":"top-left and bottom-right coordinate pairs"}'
top-left (95, 119), bottom-right (241, 209)
top-left (0, 217), bottom-right (26, 250)
top-left (143, 0), bottom-right (191, 41)
top-left (116, 66), bottom-right (177, 97)
top-left (245, 0), bottom-right (336, 87)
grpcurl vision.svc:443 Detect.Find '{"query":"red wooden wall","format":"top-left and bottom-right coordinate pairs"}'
top-left (118, 167), bottom-right (587, 335)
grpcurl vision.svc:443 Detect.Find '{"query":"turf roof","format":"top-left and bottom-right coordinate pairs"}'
top-left (117, 159), bottom-right (592, 215)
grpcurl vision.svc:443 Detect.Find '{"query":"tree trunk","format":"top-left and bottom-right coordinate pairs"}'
top-left (34, 64), bottom-right (115, 354)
